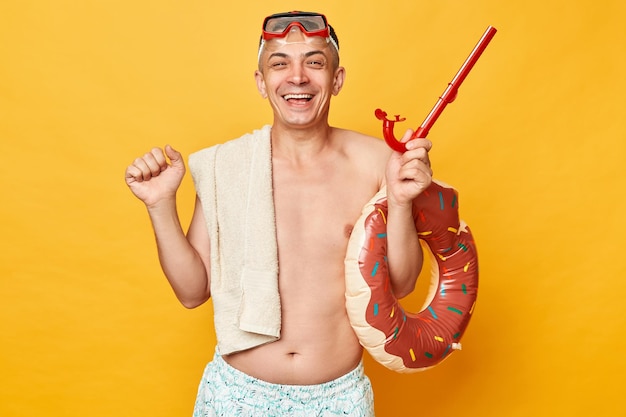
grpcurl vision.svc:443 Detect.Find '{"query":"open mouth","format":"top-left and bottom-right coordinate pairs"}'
top-left (282, 93), bottom-right (314, 103)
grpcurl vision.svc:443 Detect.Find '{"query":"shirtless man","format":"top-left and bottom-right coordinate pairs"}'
top-left (125, 11), bottom-right (432, 416)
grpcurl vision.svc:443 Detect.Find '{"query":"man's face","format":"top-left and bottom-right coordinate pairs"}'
top-left (255, 28), bottom-right (344, 129)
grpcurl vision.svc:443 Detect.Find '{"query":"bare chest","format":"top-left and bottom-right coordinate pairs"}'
top-left (272, 164), bottom-right (377, 271)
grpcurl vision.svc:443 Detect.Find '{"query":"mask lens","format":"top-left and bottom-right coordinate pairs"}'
top-left (265, 16), bottom-right (326, 33)
top-left (259, 12), bottom-right (338, 57)
top-left (263, 13), bottom-right (328, 36)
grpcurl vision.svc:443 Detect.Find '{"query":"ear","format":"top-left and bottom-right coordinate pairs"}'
top-left (255, 70), bottom-right (267, 98)
top-left (332, 66), bottom-right (346, 96)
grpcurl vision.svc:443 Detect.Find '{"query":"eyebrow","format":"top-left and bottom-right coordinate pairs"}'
top-left (304, 50), bottom-right (327, 58)
top-left (268, 50), bottom-right (328, 60)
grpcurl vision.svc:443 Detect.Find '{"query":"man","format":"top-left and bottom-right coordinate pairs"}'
top-left (125, 11), bottom-right (432, 416)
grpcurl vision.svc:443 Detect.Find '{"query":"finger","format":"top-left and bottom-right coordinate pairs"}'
top-left (402, 148), bottom-right (430, 169)
top-left (405, 137), bottom-right (432, 152)
top-left (399, 162), bottom-right (432, 180)
top-left (125, 164), bottom-right (144, 183)
top-left (401, 154), bottom-right (433, 174)
top-left (142, 149), bottom-right (167, 177)
top-left (129, 157), bottom-right (153, 181)
top-left (399, 129), bottom-right (415, 144)
top-left (164, 144), bottom-right (184, 168)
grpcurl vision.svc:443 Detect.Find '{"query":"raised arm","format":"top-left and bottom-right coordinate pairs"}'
top-left (384, 130), bottom-right (433, 298)
top-left (125, 145), bottom-right (211, 308)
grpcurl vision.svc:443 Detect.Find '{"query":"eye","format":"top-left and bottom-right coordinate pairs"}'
top-left (306, 59), bottom-right (326, 69)
top-left (268, 58), bottom-right (288, 69)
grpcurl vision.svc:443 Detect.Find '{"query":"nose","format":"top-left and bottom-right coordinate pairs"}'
top-left (288, 61), bottom-right (308, 85)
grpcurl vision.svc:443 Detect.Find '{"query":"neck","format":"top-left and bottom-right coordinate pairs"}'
top-left (270, 122), bottom-right (334, 162)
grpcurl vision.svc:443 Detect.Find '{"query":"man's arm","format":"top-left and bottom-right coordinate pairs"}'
top-left (384, 131), bottom-right (433, 299)
top-left (125, 146), bottom-right (211, 308)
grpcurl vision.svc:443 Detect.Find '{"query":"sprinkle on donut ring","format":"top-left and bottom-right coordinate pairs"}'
top-left (345, 180), bottom-right (479, 372)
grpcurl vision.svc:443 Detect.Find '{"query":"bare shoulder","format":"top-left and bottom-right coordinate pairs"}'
top-left (331, 127), bottom-right (391, 161)
top-left (329, 127), bottom-right (391, 190)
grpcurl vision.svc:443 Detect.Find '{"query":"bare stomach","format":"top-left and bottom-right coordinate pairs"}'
top-left (222, 300), bottom-right (363, 385)
top-left (224, 159), bottom-right (375, 384)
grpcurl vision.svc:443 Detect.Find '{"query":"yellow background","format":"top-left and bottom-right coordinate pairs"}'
top-left (1, 0), bottom-right (624, 415)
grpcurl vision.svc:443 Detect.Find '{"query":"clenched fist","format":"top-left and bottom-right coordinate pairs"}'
top-left (125, 145), bottom-right (186, 208)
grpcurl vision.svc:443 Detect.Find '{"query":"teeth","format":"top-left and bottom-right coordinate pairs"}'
top-left (283, 94), bottom-right (313, 100)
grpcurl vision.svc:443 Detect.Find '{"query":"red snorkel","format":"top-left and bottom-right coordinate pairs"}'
top-left (376, 26), bottom-right (497, 152)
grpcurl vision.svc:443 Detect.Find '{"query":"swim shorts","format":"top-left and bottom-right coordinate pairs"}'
top-left (193, 352), bottom-right (375, 416)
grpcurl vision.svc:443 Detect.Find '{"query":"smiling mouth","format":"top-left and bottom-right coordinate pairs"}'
top-left (283, 93), bottom-right (314, 102)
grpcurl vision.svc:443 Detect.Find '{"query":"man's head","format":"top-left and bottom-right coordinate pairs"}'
top-left (257, 11), bottom-right (340, 70)
top-left (254, 11), bottom-right (345, 129)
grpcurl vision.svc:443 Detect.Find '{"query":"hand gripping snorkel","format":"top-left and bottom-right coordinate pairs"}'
top-left (376, 26), bottom-right (497, 152)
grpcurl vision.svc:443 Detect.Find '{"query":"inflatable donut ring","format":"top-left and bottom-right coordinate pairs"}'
top-left (345, 180), bottom-right (478, 372)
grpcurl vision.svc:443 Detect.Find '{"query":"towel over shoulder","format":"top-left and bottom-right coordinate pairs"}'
top-left (188, 125), bottom-right (281, 355)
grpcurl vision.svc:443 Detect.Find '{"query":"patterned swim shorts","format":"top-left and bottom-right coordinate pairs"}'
top-left (193, 352), bottom-right (375, 416)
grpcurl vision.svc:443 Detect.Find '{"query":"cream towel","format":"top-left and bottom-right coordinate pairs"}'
top-left (188, 125), bottom-right (281, 355)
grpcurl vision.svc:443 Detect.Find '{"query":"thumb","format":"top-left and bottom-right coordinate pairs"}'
top-left (164, 144), bottom-right (184, 167)
top-left (400, 129), bottom-right (415, 143)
